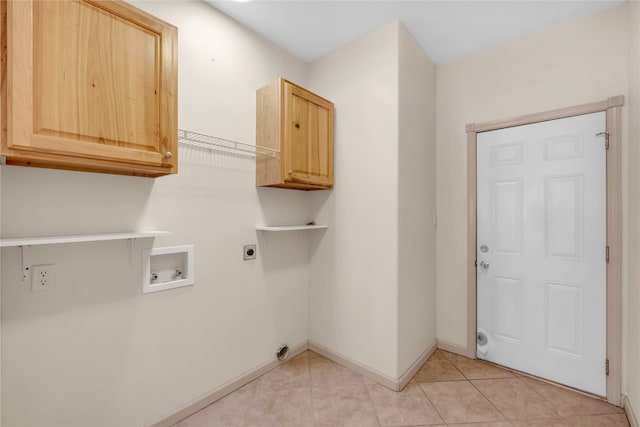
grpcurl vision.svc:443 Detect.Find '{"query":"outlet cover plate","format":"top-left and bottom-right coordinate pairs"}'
top-left (31, 264), bottom-right (55, 292)
top-left (243, 244), bottom-right (257, 260)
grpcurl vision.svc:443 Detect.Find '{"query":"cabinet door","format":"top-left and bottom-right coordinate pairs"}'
top-left (4, 0), bottom-right (177, 175)
top-left (282, 82), bottom-right (334, 188)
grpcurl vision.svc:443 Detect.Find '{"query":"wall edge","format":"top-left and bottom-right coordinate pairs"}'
top-left (624, 395), bottom-right (639, 427)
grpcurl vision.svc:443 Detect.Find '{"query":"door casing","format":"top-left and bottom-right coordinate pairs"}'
top-left (466, 95), bottom-right (624, 405)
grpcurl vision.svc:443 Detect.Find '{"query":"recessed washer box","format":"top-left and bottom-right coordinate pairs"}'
top-left (142, 245), bottom-right (194, 294)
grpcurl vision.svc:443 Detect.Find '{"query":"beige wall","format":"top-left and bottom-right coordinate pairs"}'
top-left (307, 22), bottom-right (401, 378)
top-left (397, 25), bottom-right (437, 377)
top-left (436, 4), bottom-right (629, 349)
top-left (3, 1), bottom-right (633, 424)
top-left (1, 2), bottom-right (311, 425)
top-left (307, 20), bottom-right (437, 380)
top-left (626, 0), bottom-right (640, 419)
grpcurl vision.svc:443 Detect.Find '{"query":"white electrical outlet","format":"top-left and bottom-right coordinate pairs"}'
top-left (31, 264), bottom-right (55, 292)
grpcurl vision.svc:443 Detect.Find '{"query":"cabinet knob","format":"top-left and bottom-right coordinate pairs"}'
top-left (164, 151), bottom-right (173, 159)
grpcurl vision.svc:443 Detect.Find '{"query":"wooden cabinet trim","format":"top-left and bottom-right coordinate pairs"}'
top-left (2, 0), bottom-right (178, 177)
top-left (257, 78), bottom-right (334, 190)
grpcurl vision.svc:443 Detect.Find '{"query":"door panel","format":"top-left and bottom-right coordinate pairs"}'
top-left (477, 112), bottom-right (606, 396)
top-left (545, 174), bottom-right (584, 260)
top-left (491, 275), bottom-right (523, 343)
top-left (283, 82), bottom-right (333, 187)
top-left (492, 179), bottom-right (523, 255)
top-left (545, 281), bottom-right (583, 357)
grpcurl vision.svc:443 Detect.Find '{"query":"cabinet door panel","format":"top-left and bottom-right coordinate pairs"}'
top-left (314, 106), bottom-right (331, 180)
top-left (283, 82), bottom-right (333, 187)
top-left (286, 90), bottom-right (309, 180)
top-left (6, 0), bottom-right (177, 172)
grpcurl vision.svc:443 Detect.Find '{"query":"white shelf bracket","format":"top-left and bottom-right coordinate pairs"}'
top-left (19, 245), bottom-right (31, 283)
top-left (127, 238), bottom-right (136, 267)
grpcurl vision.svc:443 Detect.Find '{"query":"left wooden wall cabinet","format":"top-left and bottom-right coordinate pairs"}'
top-left (0, 0), bottom-right (178, 177)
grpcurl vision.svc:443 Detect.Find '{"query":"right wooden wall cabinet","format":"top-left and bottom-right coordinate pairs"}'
top-left (256, 78), bottom-right (334, 190)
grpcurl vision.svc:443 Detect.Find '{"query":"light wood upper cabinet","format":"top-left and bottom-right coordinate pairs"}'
top-left (1, 0), bottom-right (178, 177)
top-left (256, 78), bottom-right (334, 190)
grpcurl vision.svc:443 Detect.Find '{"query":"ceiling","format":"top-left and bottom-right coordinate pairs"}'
top-left (207, 0), bottom-right (623, 65)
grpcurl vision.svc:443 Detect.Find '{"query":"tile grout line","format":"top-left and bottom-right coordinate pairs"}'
top-left (362, 382), bottom-right (384, 427)
top-left (414, 379), bottom-right (448, 426)
top-left (467, 377), bottom-right (511, 424)
top-left (513, 373), bottom-right (559, 413)
top-left (305, 353), bottom-right (317, 427)
top-left (178, 349), bottom-right (628, 427)
top-left (513, 376), bottom-right (563, 421)
top-left (414, 351), bottom-right (456, 425)
top-left (442, 348), bottom-right (556, 424)
top-left (413, 350), bottom-right (466, 425)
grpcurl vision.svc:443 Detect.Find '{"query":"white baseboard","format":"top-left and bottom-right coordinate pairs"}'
top-left (437, 338), bottom-right (472, 358)
top-left (307, 340), bottom-right (399, 390)
top-left (623, 395), bottom-right (639, 427)
top-left (396, 341), bottom-right (437, 390)
top-left (150, 339), bottom-right (437, 425)
top-left (308, 340), bottom-right (436, 391)
top-left (148, 340), bottom-right (308, 427)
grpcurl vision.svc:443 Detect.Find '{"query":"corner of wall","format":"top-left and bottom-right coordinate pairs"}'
top-left (306, 19), bottom-right (405, 379)
top-left (625, 0), bottom-right (640, 417)
top-left (396, 22), bottom-right (438, 377)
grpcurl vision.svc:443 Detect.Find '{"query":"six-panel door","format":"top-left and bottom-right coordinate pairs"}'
top-left (476, 112), bottom-right (607, 396)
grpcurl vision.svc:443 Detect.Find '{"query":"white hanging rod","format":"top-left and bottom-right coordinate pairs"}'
top-left (178, 129), bottom-right (279, 159)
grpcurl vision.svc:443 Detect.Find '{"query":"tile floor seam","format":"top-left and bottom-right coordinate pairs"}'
top-left (303, 352), bottom-right (313, 426)
top-left (175, 350), bottom-right (628, 427)
top-left (448, 357), bottom-right (466, 381)
top-left (467, 377), bottom-right (511, 423)
top-left (237, 383), bottom-right (254, 426)
top-left (472, 376), bottom-right (562, 421)
top-left (415, 378), bottom-right (447, 425)
top-left (513, 374), bottom-right (561, 418)
top-left (309, 385), bottom-right (318, 427)
top-left (362, 381), bottom-right (385, 427)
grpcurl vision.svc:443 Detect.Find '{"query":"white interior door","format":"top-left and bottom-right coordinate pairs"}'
top-left (476, 112), bottom-right (607, 396)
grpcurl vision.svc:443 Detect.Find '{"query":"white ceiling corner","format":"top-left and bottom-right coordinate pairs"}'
top-left (206, 0), bottom-right (623, 65)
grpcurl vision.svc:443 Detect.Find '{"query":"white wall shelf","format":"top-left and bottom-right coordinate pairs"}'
top-left (255, 225), bottom-right (328, 232)
top-left (0, 231), bottom-right (170, 283)
top-left (0, 231), bottom-right (170, 248)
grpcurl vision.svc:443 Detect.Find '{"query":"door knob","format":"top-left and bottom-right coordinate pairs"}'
top-left (479, 261), bottom-right (490, 270)
top-left (165, 151), bottom-right (173, 159)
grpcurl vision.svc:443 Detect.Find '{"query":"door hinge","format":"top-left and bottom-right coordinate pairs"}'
top-left (606, 246), bottom-right (610, 264)
top-left (606, 359), bottom-right (610, 376)
top-left (596, 131), bottom-right (609, 149)
top-left (474, 260), bottom-right (478, 267)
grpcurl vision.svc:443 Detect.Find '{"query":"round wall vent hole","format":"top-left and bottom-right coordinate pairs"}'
top-left (276, 344), bottom-right (289, 361)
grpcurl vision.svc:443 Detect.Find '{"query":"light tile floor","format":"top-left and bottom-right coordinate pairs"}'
top-left (175, 349), bottom-right (628, 427)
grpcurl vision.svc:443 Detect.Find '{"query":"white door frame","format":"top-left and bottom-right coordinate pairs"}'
top-left (466, 95), bottom-right (624, 405)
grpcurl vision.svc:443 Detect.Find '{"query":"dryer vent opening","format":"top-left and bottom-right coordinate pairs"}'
top-left (276, 344), bottom-right (289, 361)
